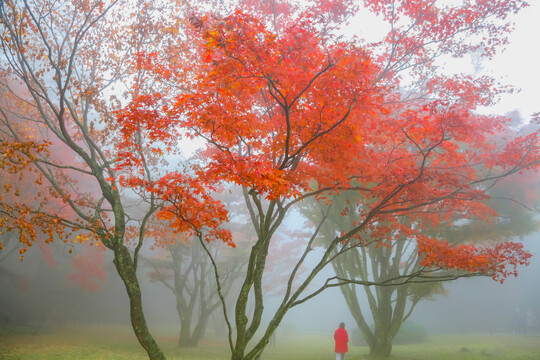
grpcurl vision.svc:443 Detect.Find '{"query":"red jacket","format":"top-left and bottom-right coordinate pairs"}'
top-left (334, 327), bottom-right (349, 353)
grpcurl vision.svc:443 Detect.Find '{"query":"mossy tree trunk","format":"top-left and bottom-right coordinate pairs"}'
top-left (205, 192), bottom-right (355, 360)
top-left (113, 245), bottom-right (167, 360)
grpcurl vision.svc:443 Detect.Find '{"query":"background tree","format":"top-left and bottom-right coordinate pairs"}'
top-left (117, 1), bottom-right (540, 360)
top-left (144, 225), bottom-right (244, 348)
top-left (303, 168), bottom-right (539, 357)
top-left (0, 239), bottom-right (114, 333)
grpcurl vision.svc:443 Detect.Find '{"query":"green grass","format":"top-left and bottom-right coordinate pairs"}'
top-left (0, 326), bottom-right (539, 360)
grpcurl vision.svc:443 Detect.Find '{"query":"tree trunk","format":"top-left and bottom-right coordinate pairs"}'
top-left (114, 246), bottom-right (166, 360)
top-left (177, 321), bottom-right (193, 347)
top-left (369, 334), bottom-right (393, 358)
top-left (189, 310), bottom-right (210, 347)
top-left (176, 298), bottom-right (193, 348)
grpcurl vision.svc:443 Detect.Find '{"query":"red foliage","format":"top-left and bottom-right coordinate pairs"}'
top-left (152, 173), bottom-right (233, 246)
top-left (418, 237), bottom-right (532, 283)
top-left (161, 11), bottom-right (384, 199)
top-left (115, 0), bottom-right (539, 283)
top-left (66, 245), bottom-right (108, 292)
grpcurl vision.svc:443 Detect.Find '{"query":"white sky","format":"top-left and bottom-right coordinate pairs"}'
top-left (484, 1), bottom-right (540, 119)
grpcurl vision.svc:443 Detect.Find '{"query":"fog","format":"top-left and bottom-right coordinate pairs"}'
top-left (2, 230), bottom-right (539, 341)
top-left (409, 235), bottom-right (540, 335)
top-left (266, 236), bottom-right (539, 337)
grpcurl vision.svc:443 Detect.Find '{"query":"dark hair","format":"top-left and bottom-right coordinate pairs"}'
top-left (339, 322), bottom-right (345, 329)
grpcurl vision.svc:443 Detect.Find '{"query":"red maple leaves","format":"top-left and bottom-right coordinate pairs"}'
top-left (418, 237), bottom-right (532, 283)
top-left (170, 11), bottom-right (384, 199)
top-left (113, 0), bottom-right (539, 284)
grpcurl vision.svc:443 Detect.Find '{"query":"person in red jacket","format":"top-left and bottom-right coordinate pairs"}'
top-left (334, 322), bottom-right (349, 360)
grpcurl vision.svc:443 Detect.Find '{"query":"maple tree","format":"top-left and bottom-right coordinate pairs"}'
top-left (303, 164), bottom-right (539, 357)
top-left (116, 0), bottom-right (540, 359)
top-left (308, 117), bottom-right (540, 358)
top-left (1, 0), bottom-right (538, 359)
top-left (0, 0), bottom-right (202, 358)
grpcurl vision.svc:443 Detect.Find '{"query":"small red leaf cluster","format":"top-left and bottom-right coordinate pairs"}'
top-left (153, 173), bottom-right (233, 246)
top-left (417, 237), bottom-right (532, 283)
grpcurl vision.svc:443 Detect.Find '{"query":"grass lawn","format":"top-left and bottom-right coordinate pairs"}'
top-left (0, 326), bottom-right (539, 359)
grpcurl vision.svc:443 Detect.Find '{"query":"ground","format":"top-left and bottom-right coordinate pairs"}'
top-left (0, 326), bottom-right (539, 359)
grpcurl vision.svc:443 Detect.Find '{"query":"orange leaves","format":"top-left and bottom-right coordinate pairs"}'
top-left (117, 9), bottom-right (384, 204)
top-left (120, 170), bottom-right (233, 247)
top-left (0, 140), bottom-right (49, 174)
top-left (425, 75), bottom-right (508, 108)
top-left (114, 93), bottom-right (170, 147)
top-left (418, 237), bottom-right (490, 272)
top-left (495, 121), bottom-right (540, 171)
top-left (133, 51), bottom-right (182, 82)
top-left (365, 0), bottom-right (528, 76)
top-left (0, 202), bottom-right (70, 260)
top-left (154, 173), bottom-right (232, 244)
top-left (204, 152), bottom-right (301, 200)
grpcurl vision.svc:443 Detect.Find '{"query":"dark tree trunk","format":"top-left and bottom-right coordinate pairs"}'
top-left (177, 322), bottom-right (193, 347)
top-left (189, 311), bottom-right (210, 347)
top-left (177, 300), bottom-right (193, 348)
top-left (176, 303), bottom-right (213, 347)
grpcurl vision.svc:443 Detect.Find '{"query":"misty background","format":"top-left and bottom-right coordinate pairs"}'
top-left (1, 227), bottom-right (538, 341)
